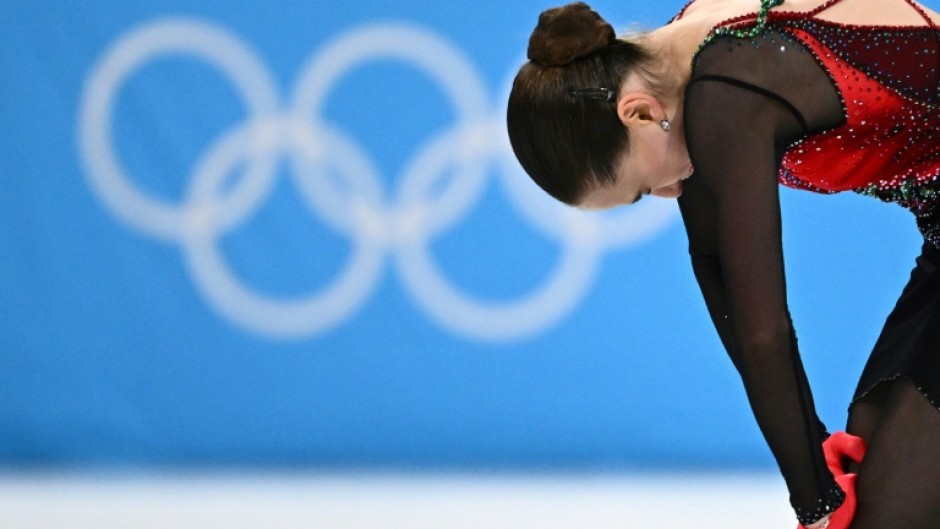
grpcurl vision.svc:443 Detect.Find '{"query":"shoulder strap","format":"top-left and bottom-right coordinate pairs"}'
top-left (687, 74), bottom-right (810, 133)
top-left (902, 0), bottom-right (938, 29)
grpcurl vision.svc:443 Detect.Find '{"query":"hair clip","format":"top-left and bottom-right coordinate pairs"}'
top-left (568, 87), bottom-right (615, 102)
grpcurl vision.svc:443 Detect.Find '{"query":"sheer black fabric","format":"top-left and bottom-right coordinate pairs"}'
top-left (679, 29), bottom-right (848, 523)
top-left (848, 378), bottom-right (940, 527)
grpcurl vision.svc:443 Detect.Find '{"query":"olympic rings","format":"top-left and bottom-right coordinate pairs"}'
top-left (77, 18), bottom-right (679, 342)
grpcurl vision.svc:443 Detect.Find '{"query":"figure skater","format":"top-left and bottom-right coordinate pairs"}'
top-left (507, 0), bottom-right (940, 527)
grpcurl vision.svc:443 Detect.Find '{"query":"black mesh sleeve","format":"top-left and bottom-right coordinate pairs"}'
top-left (679, 30), bottom-right (846, 524)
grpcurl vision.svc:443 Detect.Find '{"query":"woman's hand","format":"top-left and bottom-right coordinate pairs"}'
top-left (804, 513), bottom-right (831, 529)
top-left (797, 432), bottom-right (867, 529)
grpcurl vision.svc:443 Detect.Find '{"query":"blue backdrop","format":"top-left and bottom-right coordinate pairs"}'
top-left (0, 0), bottom-right (933, 469)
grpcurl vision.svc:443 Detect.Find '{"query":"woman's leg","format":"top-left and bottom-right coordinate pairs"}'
top-left (845, 383), bottom-right (890, 456)
top-left (846, 378), bottom-right (940, 528)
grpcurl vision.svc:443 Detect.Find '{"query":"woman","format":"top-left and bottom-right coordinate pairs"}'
top-left (507, 0), bottom-right (940, 527)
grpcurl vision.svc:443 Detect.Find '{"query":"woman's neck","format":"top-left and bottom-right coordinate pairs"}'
top-left (622, 21), bottom-right (703, 125)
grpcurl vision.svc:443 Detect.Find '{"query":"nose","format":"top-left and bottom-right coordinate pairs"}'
top-left (651, 180), bottom-right (682, 198)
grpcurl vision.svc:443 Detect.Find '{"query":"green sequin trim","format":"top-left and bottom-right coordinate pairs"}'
top-left (857, 178), bottom-right (940, 213)
top-left (695, 0), bottom-right (786, 57)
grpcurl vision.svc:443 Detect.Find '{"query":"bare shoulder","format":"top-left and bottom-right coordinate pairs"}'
top-left (678, 0), bottom-right (748, 20)
top-left (677, 0), bottom-right (761, 24)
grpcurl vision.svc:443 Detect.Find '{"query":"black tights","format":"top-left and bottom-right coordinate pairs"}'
top-left (846, 378), bottom-right (940, 527)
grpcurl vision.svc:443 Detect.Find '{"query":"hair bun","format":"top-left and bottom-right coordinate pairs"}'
top-left (527, 2), bottom-right (616, 67)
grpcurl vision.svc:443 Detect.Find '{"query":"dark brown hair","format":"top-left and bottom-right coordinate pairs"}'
top-left (507, 2), bottom-right (653, 205)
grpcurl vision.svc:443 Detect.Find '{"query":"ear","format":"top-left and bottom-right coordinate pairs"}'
top-left (616, 93), bottom-right (663, 128)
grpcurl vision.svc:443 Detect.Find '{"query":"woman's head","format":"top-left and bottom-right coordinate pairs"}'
top-left (507, 2), bottom-right (690, 208)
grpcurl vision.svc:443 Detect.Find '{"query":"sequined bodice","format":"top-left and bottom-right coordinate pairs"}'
top-left (770, 17), bottom-right (940, 245)
top-left (681, 0), bottom-right (940, 247)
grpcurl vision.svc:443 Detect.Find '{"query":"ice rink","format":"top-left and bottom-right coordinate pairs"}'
top-left (1, 473), bottom-right (793, 529)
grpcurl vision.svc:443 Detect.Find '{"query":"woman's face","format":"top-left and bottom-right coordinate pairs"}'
top-left (577, 127), bottom-right (693, 210)
top-left (577, 90), bottom-right (693, 210)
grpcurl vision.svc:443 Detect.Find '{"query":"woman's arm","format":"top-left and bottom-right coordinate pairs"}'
top-left (680, 37), bottom-right (845, 524)
top-left (677, 176), bottom-right (742, 368)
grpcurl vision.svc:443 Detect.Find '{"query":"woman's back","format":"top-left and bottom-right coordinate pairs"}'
top-left (664, 0), bottom-right (940, 75)
top-left (678, 0), bottom-right (939, 28)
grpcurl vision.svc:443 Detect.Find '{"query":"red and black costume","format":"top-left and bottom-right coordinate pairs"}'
top-left (671, 0), bottom-right (938, 524)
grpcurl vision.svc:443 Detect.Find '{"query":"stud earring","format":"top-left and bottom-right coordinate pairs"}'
top-left (660, 119), bottom-right (671, 132)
